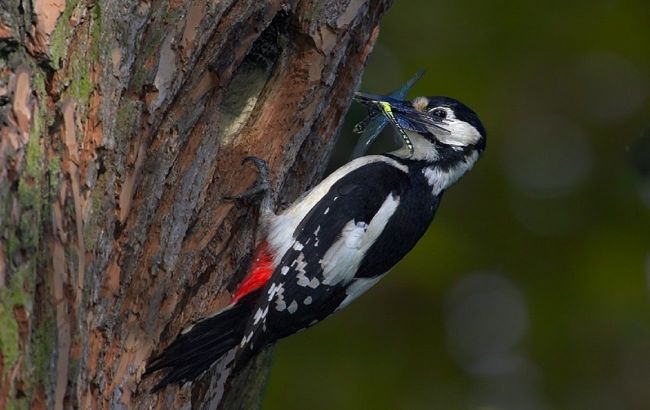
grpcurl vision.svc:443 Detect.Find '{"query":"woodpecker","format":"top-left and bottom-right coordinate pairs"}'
top-left (146, 93), bottom-right (487, 391)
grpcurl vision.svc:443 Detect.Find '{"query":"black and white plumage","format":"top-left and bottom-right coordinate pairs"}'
top-left (146, 95), bottom-right (487, 390)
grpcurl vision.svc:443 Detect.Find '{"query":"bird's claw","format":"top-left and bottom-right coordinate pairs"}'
top-left (242, 156), bottom-right (269, 179)
top-left (223, 156), bottom-right (270, 201)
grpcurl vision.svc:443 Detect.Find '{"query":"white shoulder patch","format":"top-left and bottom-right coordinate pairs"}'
top-left (320, 193), bottom-right (400, 286)
top-left (344, 221), bottom-right (368, 249)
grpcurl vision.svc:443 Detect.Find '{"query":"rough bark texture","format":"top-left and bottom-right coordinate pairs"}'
top-left (0, 0), bottom-right (391, 408)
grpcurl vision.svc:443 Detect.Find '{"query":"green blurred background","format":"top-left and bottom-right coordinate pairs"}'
top-left (265, 1), bottom-right (650, 409)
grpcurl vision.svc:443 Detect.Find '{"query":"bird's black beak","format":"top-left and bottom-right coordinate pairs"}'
top-left (354, 92), bottom-right (449, 132)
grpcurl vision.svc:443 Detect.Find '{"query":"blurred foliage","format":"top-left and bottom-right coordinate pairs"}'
top-left (264, 1), bottom-right (650, 409)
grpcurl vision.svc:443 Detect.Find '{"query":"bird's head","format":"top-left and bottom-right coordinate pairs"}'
top-left (354, 93), bottom-right (486, 166)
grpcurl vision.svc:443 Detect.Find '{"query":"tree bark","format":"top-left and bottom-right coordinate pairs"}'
top-left (0, 0), bottom-right (391, 408)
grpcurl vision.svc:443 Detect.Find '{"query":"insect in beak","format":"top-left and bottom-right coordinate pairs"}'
top-left (353, 92), bottom-right (416, 155)
top-left (351, 70), bottom-right (425, 158)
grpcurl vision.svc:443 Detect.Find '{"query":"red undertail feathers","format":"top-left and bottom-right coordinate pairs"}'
top-left (233, 241), bottom-right (274, 302)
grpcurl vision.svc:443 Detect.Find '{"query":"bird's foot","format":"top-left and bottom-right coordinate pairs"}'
top-left (223, 157), bottom-right (270, 200)
top-left (224, 156), bottom-right (273, 219)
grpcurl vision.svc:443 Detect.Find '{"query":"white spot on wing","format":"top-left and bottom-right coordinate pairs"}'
top-left (269, 282), bottom-right (287, 310)
top-left (320, 194), bottom-right (400, 286)
top-left (297, 276), bottom-right (309, 286)
top-left (268, 282), bottom-right (284, 300)
top-left (240, 330), bottom-right (254, 347)
top-left (253, 306), bottom-right (268, 325)
top-left (287, 300), bottom-right (298, 314)
top-left (292, 253), bottom-right (312, 287)
top-left (304, 296), bottom-right (312, 305)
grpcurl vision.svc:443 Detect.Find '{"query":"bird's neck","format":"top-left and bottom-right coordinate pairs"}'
top-left (419, 151), bottom-right (479, 195)
top-left (390, 131), bottom-right (440, 162)
top-left (389, 132), bottom-right (479, 195)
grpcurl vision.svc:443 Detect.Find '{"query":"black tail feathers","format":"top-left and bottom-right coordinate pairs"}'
top-left (145, 293), bottom-right (257, 391)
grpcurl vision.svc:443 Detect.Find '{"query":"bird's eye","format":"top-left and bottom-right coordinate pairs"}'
top-left (431, 108), bottom-right (447, 119)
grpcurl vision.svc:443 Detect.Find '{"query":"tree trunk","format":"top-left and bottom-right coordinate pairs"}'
top-left (0, 0), bottom-right (391, 408)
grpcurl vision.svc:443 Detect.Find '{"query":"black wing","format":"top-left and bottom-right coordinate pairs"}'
top-left (274, 161), bottom-right (411, 332)
top-left (233, 161), bottom-right (411, 367)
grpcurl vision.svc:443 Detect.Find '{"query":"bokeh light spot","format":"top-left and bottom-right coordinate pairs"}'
top-left (570, 52), bottom-right (647, 123)
top-left (445, 273), bottom-right (528, 374)
top-left (502, 115), bottom-right (594, 198)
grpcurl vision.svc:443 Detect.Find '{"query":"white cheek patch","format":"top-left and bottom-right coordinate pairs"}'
top-left (435, 120), bottom-right (482, 146)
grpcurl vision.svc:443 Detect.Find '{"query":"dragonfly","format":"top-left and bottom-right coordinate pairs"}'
top-left (350, 69), bottom-right (427, 159)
